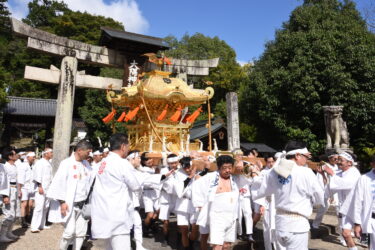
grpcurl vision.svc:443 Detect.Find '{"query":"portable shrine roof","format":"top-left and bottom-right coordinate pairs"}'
top-left (99, 27), bottom-right (170, 54)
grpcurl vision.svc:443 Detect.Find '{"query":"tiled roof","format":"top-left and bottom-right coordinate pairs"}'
top-left (240, 142), bottom-right (277, 153)
top-left (100, 27), bottom-right (169, 51)
top-left (3, 96), bottom-right (57, 117)
top-left (189, 120), bottom-right (225, 140)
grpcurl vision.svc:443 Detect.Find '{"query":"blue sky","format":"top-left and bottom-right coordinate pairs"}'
top-left (7, 0), bottom-right (372, 64)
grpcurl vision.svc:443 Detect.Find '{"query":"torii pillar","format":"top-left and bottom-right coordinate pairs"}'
top-left (52, 56), bottom-right (78, 169)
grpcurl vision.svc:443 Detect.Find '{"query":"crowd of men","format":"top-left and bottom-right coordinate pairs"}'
top-left (0, 133), bottom-right (374, 250)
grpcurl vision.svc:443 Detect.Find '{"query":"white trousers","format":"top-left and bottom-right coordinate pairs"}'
top-left (30, 191), bottom-right (49, 230)
top-left (105, 234), bottom-right (131, 250)
top-left (263, 208), bottom-right (275, 250)
top-left (133, 210), bottom-right (142, 244)
top-left (312, 198), bottom-right (330, 228)
top-left (276, 230), bottom-right (308, 250)
top-left (60, 207), bottom-right (88, 250)
top-left (238, 197), bottom-right (253, 235)
top-left (2, 186), bottom-right (18, 224)
top-left (370, 219), bottom-right (375, 250)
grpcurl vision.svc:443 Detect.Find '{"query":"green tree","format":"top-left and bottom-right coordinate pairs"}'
top-left (0, 0), bottom-right (11, 110)
top-left (164, 33), bottom-right (250, 140)
top-left (240, 0), bottom-right (375, 155)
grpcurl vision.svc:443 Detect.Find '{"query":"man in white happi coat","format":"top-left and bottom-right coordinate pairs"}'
top-left (174, 156), bottom-right (202, 250)
top-left (232, 149), bottom-right (254, 243)
top-left (127, 150), bottom-right (175, 250)
top-left (323, 151), bottom-right (361, 250)
top-left (312, 150), bottom-right (340, 229)
top-left (91, 133), bottom-right (141, 250)
top-left (47, 140), bottom-right (94, 250)
top-left (252, 141), bottom-right (324, 250)
top-left (139, 152), bottom-right (160, 236)
top-left (17, 151), bottom-right (36, 228)
top-left (258, 154), bottom-right (283, 250)
top-left (193, 155), bottom-right (246, 250)
top-left (159, 153), bottom-right (179, 246)
top-left (340, 154), bottom-right (375, 250)
top-left (0, 147), bottom-right (20, 242)
top-left (91, 150), bottom-right (103, 172)
top-left (30, 148), bottom-right (53, 232)
top-left (0, 161), bottom-right (11, 242)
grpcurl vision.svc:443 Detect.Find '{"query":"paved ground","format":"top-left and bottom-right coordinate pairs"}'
top-left (0, 212), bottom-right (368, 250)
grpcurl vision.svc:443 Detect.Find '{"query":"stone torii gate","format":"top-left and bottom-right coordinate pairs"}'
top-left (10, 18), bottom-right (219, 172)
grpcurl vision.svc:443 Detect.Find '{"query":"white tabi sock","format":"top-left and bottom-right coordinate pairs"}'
top-left (59, 238), bottom-right (72, 250)
top-left (348, 247), bottom-right (358, 250)
top-left (73, 237), bottom-right (85, 250)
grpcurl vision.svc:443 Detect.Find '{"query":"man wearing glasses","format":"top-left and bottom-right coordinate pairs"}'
top-left (252, 140), bottom-right (324, 250)
top-left (324, 151), bottom-right (361, 250)
top-left (312, 150), bottom-right (339, 230)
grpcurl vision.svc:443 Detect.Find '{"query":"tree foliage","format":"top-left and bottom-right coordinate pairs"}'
top-left (164, 33), bottom-right (249, 136)
top-left (240, 0), bottom-right (375, 154)
top-left (0, 0), bottom-right (126, 144)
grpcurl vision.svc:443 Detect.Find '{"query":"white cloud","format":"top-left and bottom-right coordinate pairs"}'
top-left (63, 0), bottom-right (149, 33)
top-left (6, 0), bottom-right (29, 20)
top-left (7, 0), bottom-right (149, 33)
top-left (237, 60), bottom-right (248, 66)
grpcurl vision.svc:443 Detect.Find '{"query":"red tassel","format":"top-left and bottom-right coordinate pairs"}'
top-left (125, 106), bottom-right (140, 122)
top-left (117, 111), bottom-right (126, 122)
top-left (170, 106), bottom-right (182, 122)
top-left (102, 109), bottom-right (116, 124)
top-left (157, 104), bottom-right (169, 121)
top-left (186, 106), bottom-right (202, 123)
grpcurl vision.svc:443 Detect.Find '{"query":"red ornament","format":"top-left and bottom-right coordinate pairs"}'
top-left (73, 174), bottom-right (77, 179)
top-left (73, 165), bottom-right (77, 170)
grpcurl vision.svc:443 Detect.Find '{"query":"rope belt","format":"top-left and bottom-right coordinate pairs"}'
top-left (276, 209), bottom-right (307, 219)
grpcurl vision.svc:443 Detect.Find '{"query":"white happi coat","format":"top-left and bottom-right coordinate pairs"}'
top-left (317, 163), bottom-right (339, 200)
top-left (33, 158), bottom-right (53, 191)
top-left (47, 155), bottom-right (94, 223)
top-left (159, 167), bottom-right (177, 205)
top-left (329, 166), bottom-right (361, 210)
top-left (132, 167), bottom-right (165, 208)
top-left (91, 152), bottom-right (141, 239)
top-left (252, 164), bottom-right (324, 232)
top-left (91, 160), bottom-right (102, 173)
top-left (260, 167), bottom-right (276, 230)
top-left (0, 163), bottom-right (9, 196)
top-left (174, 168), bottom-right (196, 214)
top-left (17, 161), bottom-right (34, 191)
top-left (192, 171), bottom-right (242, 228)
top-left (340, 170), bottom-right (375, 234)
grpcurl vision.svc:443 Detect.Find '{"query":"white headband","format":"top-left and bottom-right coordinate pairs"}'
top-left (274, 152), bottom-right (283, 159)
top-left (89, 152), bottom-right (93, 158)
top-left (167, 156), bottom-right (179, 163)
top-left (286, 147), bottom-right (309, 156)
top-left (339, 152), bottom-right (354, 163)
top-left (127, 152), bottom-right (139, 160)
top-left (103, 148), bottom-right (109, 153)
top-left (93, 150), bottom-right (102, 156)
top-left (26, 152), bottom-right (35, 157)
top-left (42, 149), bottom-right (53, 155)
